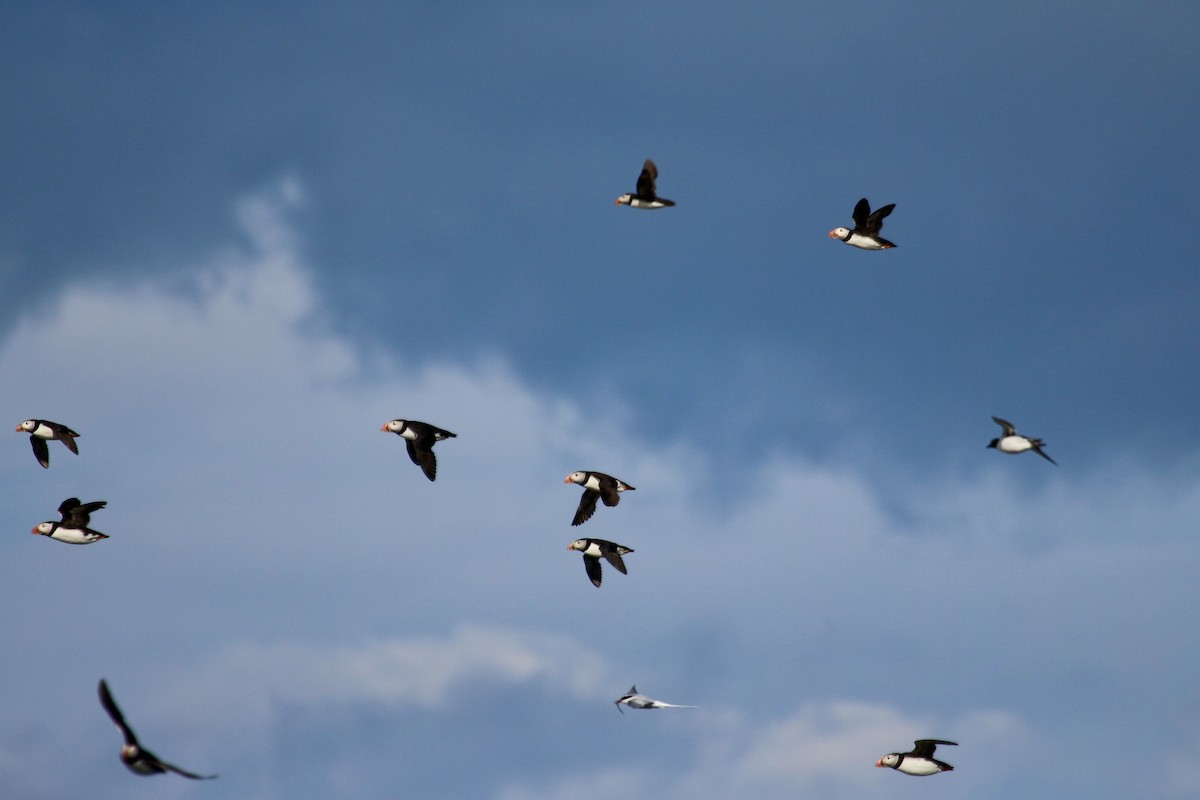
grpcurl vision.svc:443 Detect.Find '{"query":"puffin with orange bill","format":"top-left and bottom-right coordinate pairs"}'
top-left (567, 538), bottom-right (633, 587)
top-left (564, 471), bottom-right (634, 526)
top-left (875, 739), bottom-right (957, 775)
top-left (16, 419), bottom-right (80, 468)
top-left (32, 497), bottom-right (108, 544)
top-left (828, 197), bottom-right (897, 249)
top-left (381, 419), bottom-right (457, 481)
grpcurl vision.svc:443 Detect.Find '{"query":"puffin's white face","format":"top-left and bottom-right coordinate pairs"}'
top-left (17, 420), bottom-right (35, 432)
top-left (567, 538), bottom-right (587, 552)
top-left (875, 753), bottom-right (899, 768)
top-left (615, 194), bottom-right (633, 206)
top-left (564, 471), bottom-right (585, 485)
top-left (828, 227), bottom-right (850, 239)
top-left (381, 420), bottom-right (404, 433)
top-left (32, 522), bottom-right (54, 536)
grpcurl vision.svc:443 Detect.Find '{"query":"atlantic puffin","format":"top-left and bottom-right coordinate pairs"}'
top-left (98, 679), bottom-right (217, 779)
top-left (567, 538), bottom-right (633, 587)
top-left (16, 419), bottom-right (80, 469)
top-left (614, 685), bottom-right (697, 713)
top-left (987, 416), bottom-right (1057, 465)
top-left (615, 159), bottom-right (675, 209)
top-left (381, 419), bottom-right (457, 481)
top-left (828, 197), bottom-right (896, 249)
top-left (564, 471), bottom-right (635, 526)
top-left (875, 739), bottom-right (957, 775)
top-left (32, 497), bottom-right (108, 544)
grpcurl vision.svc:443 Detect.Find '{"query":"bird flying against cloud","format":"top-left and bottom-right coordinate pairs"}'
top-left (381, 419), bottom-right (457, 481)
top-left (614, 685), bottom-right (697, 713)
top-left (987, 416), bottom-right (1057, 465)
top-left (875, 739), bottom-right (957, 775)
top-left (567, 538), bottom-right (633, 587)
top-left (564, 471), bottom-right (634, 526)
top-left (98, 679), bottom-right (216, 780)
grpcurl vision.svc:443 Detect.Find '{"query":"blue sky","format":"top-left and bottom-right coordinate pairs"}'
top-left (2, 3), bottom-right (1199, 799)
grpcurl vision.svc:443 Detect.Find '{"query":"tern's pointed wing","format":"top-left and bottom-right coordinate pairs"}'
top-left (98, 680), bottom-right (140, 748)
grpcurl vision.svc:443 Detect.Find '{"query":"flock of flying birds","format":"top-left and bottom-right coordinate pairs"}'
top-left (16, 159), bottom-right (1060, 784)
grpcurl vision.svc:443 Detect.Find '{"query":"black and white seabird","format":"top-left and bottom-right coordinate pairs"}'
top-left (875, 739), bottom-right (957, 775)
top-left (828, 197), bottom-right (897, 249)
top-left (32, 497), bottom-right (109, 544)
top-left (987, 416), bottom-right (1057, 465)
top-left (615, 159), bottom-right (675, 209)
top-left (567, 538), bottom-right (633, 587)
top-left (98, 679), bottom-right (217, 780)
top-left (16, 419), bottom-right (80, 468)
top-left (614, 685), bottom-right (697, 713)
top-left (564, 471), bottom-right (635, 526)
top-left (381, 419), bottom-right (457, 481)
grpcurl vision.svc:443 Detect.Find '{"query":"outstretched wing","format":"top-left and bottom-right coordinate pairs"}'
top-left (583, 555), bottom-right (603, 587)
top-left (636, 160), bottom-right (658, 199)
top-left (603, 550), bottom-right (628, 575)
top-left (991, 416), bottom-right (1016, 437)
top-left (911, 739), bottom-right (957, 758)
top-left (159, 758), bottom-right (217, 780)
top-left (406, 439), bottom-right (438, 481)
top-left (30, 436), bottom-right (50, 468)
top-left (851, 197), bottom-right (871, 230)
top-left (98, 679), bottom-right (140, 748)
top-left (572, 489), bottom-right (600, 526)
top-left (864, 203), bottom-right (895, 235)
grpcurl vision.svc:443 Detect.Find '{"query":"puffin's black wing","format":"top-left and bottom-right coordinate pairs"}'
top-left (159, 758), bottom-right (217, 780)
top-left (911, 739), bottom-right (957, 758)
top-left (851, 197), bottom-right (871, 231)
top-left (864, 203), bottom-right (895, 235)
top-left (635, 160), bottom-right (658, 199)
top-left (59, 429), bottom-right (80, 455)
top-left (602, 549), bottom-right (628, 575)
top-left (60, 498), bottom-right (105, 527)
top-left (405, 438), bottom-right (438, 481)
top-left (991, 416), bottom-right (1016, 437)
top-left (30, 435), bottom-right (50, 468)
top-left (98, 679), bottom-right (140, 748)
top-left (573, 489), bottom-right (600, 526)
top-left (1031, 442), bottom-right (1058, 466)
top-left (583, 555), bottom-right (603, 587)
top-left (598, 477), bottom-right (623, 507)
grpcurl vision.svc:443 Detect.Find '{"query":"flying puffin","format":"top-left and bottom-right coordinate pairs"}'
top-left (828, 197), bottom-right (897, 249)
top-left (32, 497), bottom-right (109, 544)
top-left (614, 685), bottom-right (697, 713)
top-left (381, 419), bottom-right (457, 481)
top-left (97, 679), bottom-right (217, 780)
top-left (615, 159), bottom-right (675, 209)
top-left (987, 416), bottom-right (1057, 465)
top-left (16, 419), bottom-right (80, 469)
top-left (875, 739), bottom-right (957, 775)
top-left (567, 538), bottom-right (633, 587)
top-left (564, 471), bottom-right (635, 526)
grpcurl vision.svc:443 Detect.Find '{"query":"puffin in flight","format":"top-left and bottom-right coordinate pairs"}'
top-left (614, 685), bottom-right (697, 713)
top-left (615, 159), bottom-right (675, 209)
top-left (98, 679), bottom-right (217, 780)
top-left (987, 416), bottom-right (1057, 465)
top-left (564, 471), bottom-right (635, 526)
top-left (567, 538), bottom-right (633, 587)
top-left (32, 497), bottom-right (109, 544)
top-left (875, 739), bottom-right (957, 775)
top-left (381, 419), bottom-right (457, 481)
top-left (16, 419), bottom-right (80, 468)
top-left (828, 197), bottom-right (897, 249)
